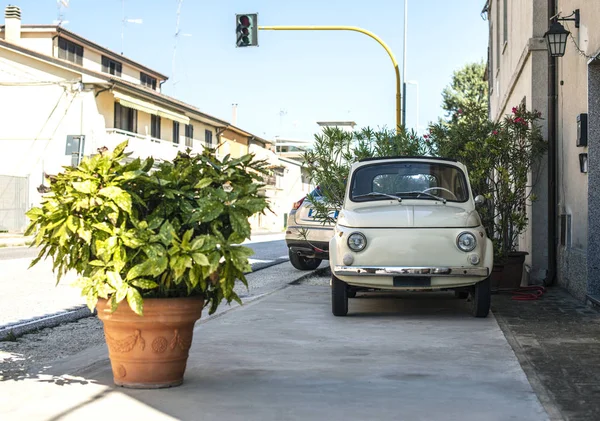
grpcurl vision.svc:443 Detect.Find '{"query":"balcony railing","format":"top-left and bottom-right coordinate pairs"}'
top-left (104, 128), bottom-right (208, 162)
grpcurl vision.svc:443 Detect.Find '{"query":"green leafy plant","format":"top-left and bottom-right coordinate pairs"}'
top-left (426, 61), bottom-right (546, 261)
top-left (428, 102), bottom-right (546, 261)
top-left (486, 105), bottom-right (547, 259)
top-left (301, 126), bottom-right (430, 226)
top-left (25, 141), bottom-right (270, 316)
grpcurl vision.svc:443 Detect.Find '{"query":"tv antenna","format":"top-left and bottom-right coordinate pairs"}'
top-left (171, 0), bottom-right (192, 89)
top-left (53, 0), bottom-right (70, 26)
top-left (279, 109), bottom-right (288, 135)
top-left (120, 0), bottom-right (143, 55)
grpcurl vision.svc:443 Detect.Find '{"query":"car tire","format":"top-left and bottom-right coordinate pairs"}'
top-left (470, 277), bottom-right (491, 318)
top-left (288, 250), bottom-right (322, 270)
top-left (331, 275), bottom-right (348, 316)
top-left (454, 290), bottom-right (469, 299)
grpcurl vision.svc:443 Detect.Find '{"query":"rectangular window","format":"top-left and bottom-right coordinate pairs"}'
top-left (114, 103), bottom-right (137, 133)
top-left (141, 72), bottom-right (157, 90)
top-left (151, 115), bottom-right (161, 139)
top-left (205, 129), bottom-right (213, 148)
top-left (173, 121), bottom-right (180, 144)
top-left (185, 124), bottom-right (194, 147)
top-left (102, 56), bottom-right (122, 77)
top-left (503, 0), bottom-right (508, 44)
top-left (57, 36), bottom-right (83, 65)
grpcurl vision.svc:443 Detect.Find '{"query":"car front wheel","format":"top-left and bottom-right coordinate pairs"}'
top-left (289, 249), bottom-right (322, 270)
top-left (331, 275), bottom-right (348, 316)
top-left (469, 277), bottom-right (491, 318)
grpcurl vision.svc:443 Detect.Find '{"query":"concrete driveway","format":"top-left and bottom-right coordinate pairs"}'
top-left (0, 280), bottom-right (549, 421)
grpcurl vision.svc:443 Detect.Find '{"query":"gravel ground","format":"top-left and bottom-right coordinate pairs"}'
top-left (0, 261), bottom-right (329, 382)
top-left (297, 274), bottom-right (330, 286)
top-left (0, 316), bottom-right (104, 381)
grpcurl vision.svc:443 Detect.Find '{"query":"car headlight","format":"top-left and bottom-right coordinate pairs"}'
top-left (347, 232), bottom-right (367, 252)
top-left (457, 232), bottom-right (477, 252)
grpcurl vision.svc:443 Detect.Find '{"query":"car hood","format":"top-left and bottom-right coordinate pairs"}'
top-left (338, 203), bottom-right (481, 228)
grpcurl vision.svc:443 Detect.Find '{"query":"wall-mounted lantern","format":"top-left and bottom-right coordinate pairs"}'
top-left (543, 9), bottom-right (580, 58)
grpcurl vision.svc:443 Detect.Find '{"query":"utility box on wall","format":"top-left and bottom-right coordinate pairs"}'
top-left (577, 113), bottom-right (588, 147)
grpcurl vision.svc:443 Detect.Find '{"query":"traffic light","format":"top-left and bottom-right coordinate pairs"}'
top-left (236, 13), bottom-right (258, 47)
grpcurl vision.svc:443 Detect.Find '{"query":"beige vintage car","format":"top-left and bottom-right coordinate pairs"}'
top-left (329, 157), bottom-right (493, 318)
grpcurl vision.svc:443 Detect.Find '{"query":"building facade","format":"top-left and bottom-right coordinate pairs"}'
top-left (485, 0), bottom-right (600, 304)
top-left (0, 6), bottom-right (285, 233)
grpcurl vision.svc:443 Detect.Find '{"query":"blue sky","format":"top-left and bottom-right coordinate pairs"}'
top-left (9, 0), bottom-right (489, 141)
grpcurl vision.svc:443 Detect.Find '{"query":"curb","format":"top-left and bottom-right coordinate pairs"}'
top-left (0, 261), bottom-right (330, 342)
top-left (289, 265), bottom-right (331, 285)
top-left (0, 305), bottom-right (96, 341)
top-left (493, 310), bottom-right (565, 421)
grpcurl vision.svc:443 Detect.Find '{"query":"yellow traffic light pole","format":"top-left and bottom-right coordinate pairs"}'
top-left (258, 25), bottom-right (402, 133)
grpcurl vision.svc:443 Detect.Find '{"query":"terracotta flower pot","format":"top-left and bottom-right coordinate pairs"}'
top-left (96, 296), bottom-right (204, 389)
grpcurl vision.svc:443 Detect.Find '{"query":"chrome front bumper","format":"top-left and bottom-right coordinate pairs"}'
top-left (334, 265), bottom-right (489, 277)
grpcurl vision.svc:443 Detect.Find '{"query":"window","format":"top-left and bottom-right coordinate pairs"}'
top-left (173, 122), bottom-right (180, 144)
top-left (102, 56), bottom-right (122, 77)
top-left (57, 37), bottom-right (83, 65)
top-left (141, 72), bottom-right (157, 90)
top-left (151, 115), bottom-right (161, 139)
top-left (185, 124), bottom-right (194, 147)
top-left (114, 103), bottom-right (137, 133)
top-left (350, 162), bottom-right (469, 203)
top-left (503, 0), bottom-right (508, 44)
top-left (205, 129), bottom-right (213, 148)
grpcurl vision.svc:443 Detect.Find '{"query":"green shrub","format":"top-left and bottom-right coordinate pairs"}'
top-left (25, 141), bottom-right (270, 315)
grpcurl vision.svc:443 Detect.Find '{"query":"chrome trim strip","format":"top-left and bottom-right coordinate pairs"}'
top-left (287, 225), bottom-right (334, 231)
top-left (334, 265), bottom-right (489, 277)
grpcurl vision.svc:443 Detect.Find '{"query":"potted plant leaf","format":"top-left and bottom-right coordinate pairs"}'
top-left (25, 141), bottom-right (270, 388)
top-left (428, 103), bottom-right (546, 289)
top-left (485, 104), bottom-right (547, 288)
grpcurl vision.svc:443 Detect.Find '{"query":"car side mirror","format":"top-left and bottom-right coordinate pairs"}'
top-left (474, 195), bottom-right (485, 206)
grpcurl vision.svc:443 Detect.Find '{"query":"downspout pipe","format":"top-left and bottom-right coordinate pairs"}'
top-left (547, 0), bottom-right (558, 286)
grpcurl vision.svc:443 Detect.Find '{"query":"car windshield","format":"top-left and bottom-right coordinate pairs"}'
top-left (350, 161), bottom-right (469, 203)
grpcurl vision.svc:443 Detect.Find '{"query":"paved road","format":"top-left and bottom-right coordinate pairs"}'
top-left (0, 277), bottom-right (549, 421)
top-left (0, 236), bottom-right (288, 266)
top-left (0, 235), bottom-right (291, 329)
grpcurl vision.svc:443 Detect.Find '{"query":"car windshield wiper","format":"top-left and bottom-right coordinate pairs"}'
top-left (395, 191), bottom-right (447, 204)
top-left (353, 192), bottom-right (402, 202)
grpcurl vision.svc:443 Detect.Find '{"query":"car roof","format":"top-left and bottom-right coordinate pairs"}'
top-left (358, 156), bottom-right (458, 163)
top-left (351, 156), bottom-right (467, 173)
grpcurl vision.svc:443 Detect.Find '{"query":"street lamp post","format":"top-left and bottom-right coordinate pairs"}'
top-left (405, 80), bottom-right (419, 131)
top-left (259, 25), bottom-right (403, 132)
top-left (401, 0), bottom-right (408, 129)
